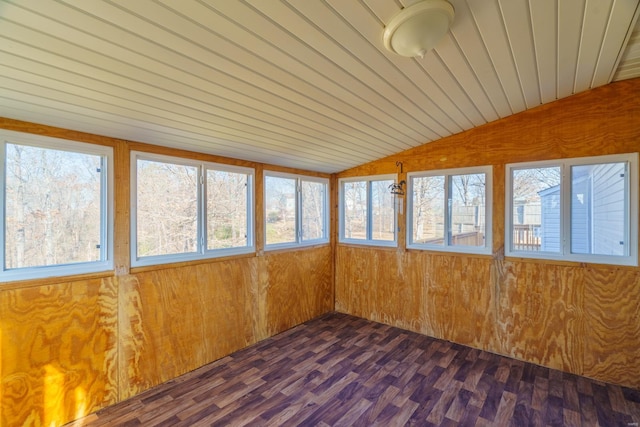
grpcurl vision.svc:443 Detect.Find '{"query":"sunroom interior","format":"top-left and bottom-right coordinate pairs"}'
top-left (1, 1), bottom-right (640, 426)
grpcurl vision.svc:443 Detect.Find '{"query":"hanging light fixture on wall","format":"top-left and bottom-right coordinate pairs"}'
top-left (383, 0), bottom-right (455, 58)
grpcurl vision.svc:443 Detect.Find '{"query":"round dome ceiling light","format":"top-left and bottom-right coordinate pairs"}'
top-left (383, 0), bottom-right (455, 58)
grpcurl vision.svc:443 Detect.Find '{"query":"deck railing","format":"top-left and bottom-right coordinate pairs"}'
top-left (422, 231), bottom-right (484, 246)
top-left (512, 224), bottom-right (541, 251)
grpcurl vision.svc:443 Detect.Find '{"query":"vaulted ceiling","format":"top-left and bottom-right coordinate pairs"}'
top-left (1, 0), bottom-right (639, 173)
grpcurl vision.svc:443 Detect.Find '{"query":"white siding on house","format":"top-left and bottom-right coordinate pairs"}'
top-left (591, 162), bottom-right (626, 256)
top-left (540, 187), bottom-right (560, 252)
top-left (570, 174), bottom-right (591, 254)
top-left (569, 162), bottom-right (626, 256)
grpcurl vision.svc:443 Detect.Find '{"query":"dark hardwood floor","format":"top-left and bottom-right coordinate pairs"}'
top-left (68, 312), bottom-right (640, 426)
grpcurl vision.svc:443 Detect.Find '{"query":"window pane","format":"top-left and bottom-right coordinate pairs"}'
top-left (571, 162), bottom-right (626, 256)
top-left (301, 180), bottom-right (325, 241)
top-left (411, 176), bottom-right (445, 245)
top-left (343, 181), bottom-right (367, 240)
top-left (137, 159), bottom-right (198, 257)
top-left (5, 143), bottom-right (103, 268)
top-left (512, 167), bottom-right (560, 252)
top-left (207, 169), bottom-right (248, 249)
top-left (265, 176), bottom-right (296, 244)
top-left (450, 173), bottom-right (486, 247)
top-left (371, 180), bottom-right (394, 241)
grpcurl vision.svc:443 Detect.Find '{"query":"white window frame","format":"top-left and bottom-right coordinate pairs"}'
top-left (505, 153), bottom-right (638, 266)
top-left (407, 166), bottom-right (492, 255)
top-left (264, 171), bottom-right (329, 250)
top-left (339, 174), bottom-right (398, 248)
top-left (131, 152), bottom-right (255, 267)
top-left (0, 129), bottom-right (114, 282)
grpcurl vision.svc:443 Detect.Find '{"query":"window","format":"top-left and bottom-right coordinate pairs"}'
top-left (132, 152), bottom-right (254, 266)
top-left (506, 153), bottom-right (638, 266)
top-left (407, 166), bottom-right (492, 254)
top-left (264, 172), bottom-right (329, 248)
top-left (339, 175), bottom-right (396, 246)
top-left (0, 130), bottom-right (113, 281)
top-left (207, 169), bottom-right (250, 250)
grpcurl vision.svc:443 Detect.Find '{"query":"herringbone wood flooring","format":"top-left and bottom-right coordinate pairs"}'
top-left (68, 312), bottom-right (640, 426)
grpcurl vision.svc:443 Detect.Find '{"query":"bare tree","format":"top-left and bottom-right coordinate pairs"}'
top-left (136, 160), bottom-right (198, 256)
top-left (5, 143), bottom-right (102, 268)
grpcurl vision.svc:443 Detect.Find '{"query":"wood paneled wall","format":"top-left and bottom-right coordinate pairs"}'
top-left (336, 78), bottom-right (640, 390)
top-left (0, 119), bottom-right (334, 426)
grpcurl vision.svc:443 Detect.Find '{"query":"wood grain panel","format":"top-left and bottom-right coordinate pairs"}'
top-left (494, 262), bottom-right (584, 374)
top-left (336, 79), bottom-right (640, 389)
top-left (425, 254), bottom-right (495, 350)
top-left (265, 246), bottom-right (333, 336)
top-left (335, 247), bottom-right (496, 349)
top-left (583, 268), bottom-right (640, 383)
top-left (120, 248), bottom-right (334, 401)
top-left (335, 246), bottom-right (420, 332)
top-left (119, 258), bottom-right (258, 399)
top-left (113, 142), bottom-right (130, 276)
top-left (117, 274), bottom-right (145, 402)
top-left (0, 278), bottom-right (118, 427)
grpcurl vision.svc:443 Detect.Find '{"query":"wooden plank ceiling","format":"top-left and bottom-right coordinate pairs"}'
top-left (1, 0), bottom-right (639, 173)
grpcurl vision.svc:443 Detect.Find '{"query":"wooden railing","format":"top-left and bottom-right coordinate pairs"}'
top-left (423, 231), bottom-right (484, 246)
top-left (513, 224), bottom-right (541, 251)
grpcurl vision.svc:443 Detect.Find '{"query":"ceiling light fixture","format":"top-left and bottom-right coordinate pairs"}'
top-left (383, 0), bottom-right (455, 59)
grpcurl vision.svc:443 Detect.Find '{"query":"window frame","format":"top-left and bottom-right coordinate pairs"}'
top-left (0, 129), bottom-right (114, 282)
top-left (406, 166), bottom-right (492, 255)
top-left (131, 151), bottom-right (255, 267)
top-left (264, 171), bottom-right (329, 250)
top-left (338, 174), bottom-right (398, 248)
top-left (505, 153), bottom-right (638, 266)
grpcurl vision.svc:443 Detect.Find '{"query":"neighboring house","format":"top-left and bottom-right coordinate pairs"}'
top-left (539, 185), bottom-right (560, 252)
top-left (539, 162), bottom-right (626, 255)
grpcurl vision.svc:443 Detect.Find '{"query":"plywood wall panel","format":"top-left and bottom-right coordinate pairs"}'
top-left (119, 259), bottom-right (258, 399)
top-left (431, 255), bottom-right (496, 351)
top-left (494, 262), bottom-right (584, 374)
top-left (335, 246), bottom-right (421, 333)
top-left (118, 249), bottom-right (333, 402)
top-left (420, 253), bottom-right (456, 341)
top-left (265, 246), bottom-right (333, 336)
top-left (117, 274), bottom-right (145, 402)
top-left (583, 268), bottom-right (640, 384)
top-left (336, 248), bottom-right (497, 350)
top-left (0, 278), bottom-right (118, 427)
top-left (336, 249), bottom-right (636, 387)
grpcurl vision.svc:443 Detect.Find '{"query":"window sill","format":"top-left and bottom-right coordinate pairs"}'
top-left (263, 242), bottom-right (330, 255)
top-left (503, 255), bottom-right (639, 270)
top-left (337, 242), bottom-right (399, 251)
top-left (0, 269), bottom-right (115, 290)
top-left (130, 251), bottom-right (258, 274)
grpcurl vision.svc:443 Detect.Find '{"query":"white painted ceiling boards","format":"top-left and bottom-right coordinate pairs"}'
top-left (1, 0), bottom-right (639, 173)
